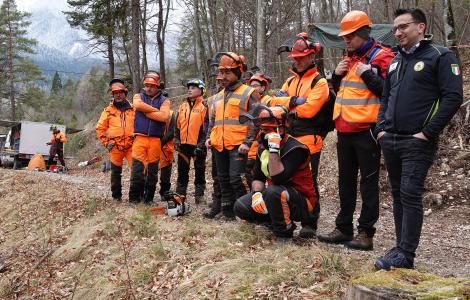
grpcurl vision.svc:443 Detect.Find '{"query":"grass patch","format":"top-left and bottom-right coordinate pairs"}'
top-left (353, 268), bottom-right (470, 299)
top-left (129, 207), bottom-right (158, 238)
top-left (83, 196), bottom-right (105, 216)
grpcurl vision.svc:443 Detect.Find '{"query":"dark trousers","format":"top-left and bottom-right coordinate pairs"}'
top-left (176, 144), bottom-right (206, 196)
top-left (335, 130), bottom-right (380, 237)
top-left (245, 158), bottom-right (256, 189)
top-left (110, 163), bottom-right (123, 199)
top-left (211, 150), bottom-right (222, 202)
top-left (159, 164), bottom-right (172, 197)
top-left (309, 152), bottom-right (321, 229)
top-left (214, 146), bottom-right (247, 213)
top-left (48, 148), bottom-right (65, 167)
top-left (380, 133), bottom-right (437, 257)
top-left (234, 186), bottom-right (312, 237)
top-left (129, 159), bottom-right (158, 203)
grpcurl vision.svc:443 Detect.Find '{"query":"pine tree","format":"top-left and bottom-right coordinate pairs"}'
top-left (0, 0), bottom-right (40, 120)
top-left (51, 71), bottom-right (63, 94)
top-left (64, 0), bottom-right (129, 80)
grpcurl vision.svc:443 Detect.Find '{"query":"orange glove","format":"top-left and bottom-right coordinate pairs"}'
top-left (251, 192), bottom-right (268, 214)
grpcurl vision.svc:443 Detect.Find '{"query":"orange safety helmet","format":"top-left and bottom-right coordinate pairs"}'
top-left (289, 33), bottom-right (321, 58)
top-left (338, 10), bottom-right (372, 36)
top-left (248, 73), bottom-right (272, 89)
top-left (143, 71), bottom-right (161, 87)
top-left (216, 52), bottom-right (247, 72)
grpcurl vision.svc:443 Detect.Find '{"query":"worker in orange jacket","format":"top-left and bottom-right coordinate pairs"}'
top-left (318, 11), bottom-right (394, 250)
top-left (269, 32), bottom-right (330, 234)
top-left (47, 126), bottom-right (67, 168)
top-left (96, 79), bottom-right (135, 201)
top-left (158, 109), bottom-right (176, 198)
top-left (205, 52), bottom-right (259, 220)
top-left (175, 79), bottom-right (208, 204)
top-left (246, 73), bottom-right (272, 188)
top-left (129, 71), bottom-right (170, 205)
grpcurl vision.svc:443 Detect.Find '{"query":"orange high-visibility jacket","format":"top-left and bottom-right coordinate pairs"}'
top-left (96, 100), bottom-right (135, 151)
top-left (50, 131), bottom-right (67, 144)
top-left (269, 66), bottom-right (329, 154)
top-left (333, 49), bottom-right (387, 123)
top-left (177, 96), bottom-right (207, 146)
top-left (209, 84), bottom-right (255, 152)
top-left (248, 94), bottom-right (273, 160)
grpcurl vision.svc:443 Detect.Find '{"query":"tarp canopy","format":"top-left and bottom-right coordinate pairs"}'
top-left (309, 23), bottom-right (396, 49)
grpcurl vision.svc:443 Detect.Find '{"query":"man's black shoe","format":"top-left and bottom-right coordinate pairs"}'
top-left (298, 225), bottom-right (316, 239)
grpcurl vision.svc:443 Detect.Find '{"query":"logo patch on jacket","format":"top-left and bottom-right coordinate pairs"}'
top-left (414, 61), bottom-right (425, 72)
top-left (451, 64), bottom-right (461, 75)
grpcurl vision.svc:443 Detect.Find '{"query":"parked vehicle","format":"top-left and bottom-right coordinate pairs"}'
top-left (0, 120), bottom-right (80, 169)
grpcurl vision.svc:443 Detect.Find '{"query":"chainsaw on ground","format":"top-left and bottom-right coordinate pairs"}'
top-left (162, 191), bottom-right (190, 216)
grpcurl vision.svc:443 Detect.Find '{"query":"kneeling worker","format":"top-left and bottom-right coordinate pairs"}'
top-left (234, 105), bottom-right (318, 239)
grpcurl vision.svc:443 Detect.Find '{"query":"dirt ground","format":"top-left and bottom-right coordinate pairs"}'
top-left (0, 132), bottom-right (469, 299)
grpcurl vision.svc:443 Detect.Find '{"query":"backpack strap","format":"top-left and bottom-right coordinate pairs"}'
top-left (365, 45), bottom-right (382, 64)
top-left (310, 74), bottom-right (323, 89)
top-left (286, 76), bottom-right (295, 89)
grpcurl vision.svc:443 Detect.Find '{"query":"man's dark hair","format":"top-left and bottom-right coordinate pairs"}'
top-left (394, 8), bottom-right (427, 28)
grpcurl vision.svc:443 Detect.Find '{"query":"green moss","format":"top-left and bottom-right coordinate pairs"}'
top-left (353, 269), bottom-right (470, 299)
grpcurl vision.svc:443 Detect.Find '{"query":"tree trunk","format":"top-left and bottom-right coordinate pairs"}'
top-left (130, 0), bottom-right (141, 93)
top-left (6, 4), bottom-right (15, 120)
top-left (208, 0), bottom-right (219, 52)
top-left (141, 0), bottom-right (148, 74)
top-left (194, 0), bottom-right (209, 80)
top-left (443, 0), bottom-right (460, 62)
top-left (156, 0), bottom-right (170, 84)
top-left (256, 0), bottom-right (266, 71)
top-left (384, 0), bottom-right (390, 22)
top-left (106, 1), bottom-right (115, 79)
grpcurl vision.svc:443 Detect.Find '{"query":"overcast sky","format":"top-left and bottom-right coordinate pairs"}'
top-left (17, 0), bottom-right (68, 12)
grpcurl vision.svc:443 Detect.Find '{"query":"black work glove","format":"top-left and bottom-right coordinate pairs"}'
top-left (106, 143), bottom-right (115, 152)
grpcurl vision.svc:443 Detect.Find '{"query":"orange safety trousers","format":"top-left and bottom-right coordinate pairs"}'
top-left (109, 147), bottom-right (133, 168)
top-left (132, 135), bottom-right (162, 165)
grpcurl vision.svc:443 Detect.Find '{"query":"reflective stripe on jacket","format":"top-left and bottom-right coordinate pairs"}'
top-left (333, 49), bottom-right (385, 123)
top-left (209, 84), bottom-right (254, 152)
top-left (177, 96), bottom-right (207, 146)
top-left (96, 100), bottom-right (135, 151)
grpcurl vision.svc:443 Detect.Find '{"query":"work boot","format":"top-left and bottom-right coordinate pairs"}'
top-left (344, 231), bottom-right (373, 251)
top-left (375, 248), bottom-right (414, 271)
top-left (317, 228), bottom-right (353, 244)
top-left (298, 225), bottom-right (316, 239)
top-left (203, 197), bottom-right (221, 219)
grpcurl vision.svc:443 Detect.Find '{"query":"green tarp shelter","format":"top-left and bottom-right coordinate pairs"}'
top-left (309, 23), bottom-right (396, 49)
